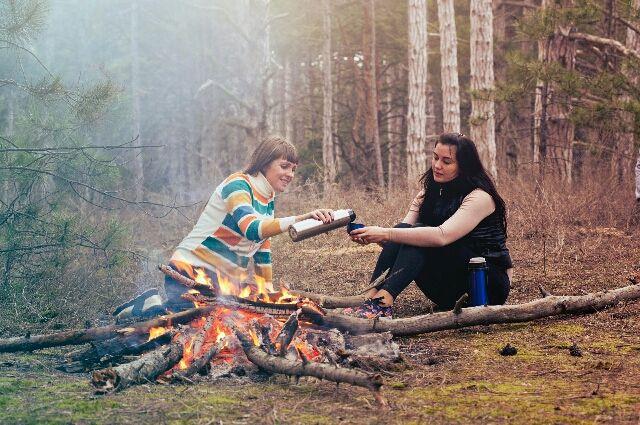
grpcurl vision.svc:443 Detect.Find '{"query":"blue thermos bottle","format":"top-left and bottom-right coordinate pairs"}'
top-left (468, 257), bottom-right (489, 307)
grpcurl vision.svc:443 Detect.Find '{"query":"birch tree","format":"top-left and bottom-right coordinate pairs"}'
top-left (406, 0), bottom-right (429, 185)
top-left (322, 0), bottom-right (337, 190)
top-left (437, 0), bottom-right (460, 133)
top-left (470, 0), bottom-right (497, 179)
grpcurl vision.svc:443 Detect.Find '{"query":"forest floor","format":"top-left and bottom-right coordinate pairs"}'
top-left (1, 185), bottom-right (640, 424)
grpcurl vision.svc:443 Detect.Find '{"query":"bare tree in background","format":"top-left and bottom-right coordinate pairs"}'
top-left (322, 0), bottom-right (337, 190)
top-left (437, 0), bottom-right (460, 133)
top-left (406, 0), bottom-right (429, 186)
top-left (362, 0), bottom-right (384, 188)
top-left (385, 65), bottom-right (403, 192)
top-left (130, 0), bottom-right (144, 201)
top-left (470, 0), bottom-right (497, 179)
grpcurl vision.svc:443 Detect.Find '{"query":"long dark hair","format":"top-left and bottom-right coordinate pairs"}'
top-left (419, 133), bottom-right (507, 234)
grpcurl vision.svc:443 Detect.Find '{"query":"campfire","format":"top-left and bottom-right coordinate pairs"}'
top-left (1, 267), bottom-right (639, 409)
top-left (87, 263), bottom-right (390, 405)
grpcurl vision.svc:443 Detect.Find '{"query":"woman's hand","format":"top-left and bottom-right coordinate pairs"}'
top-left (349, 226), bottom-right (391, 244)
top-left (306, 209), bottom-right (334, 224)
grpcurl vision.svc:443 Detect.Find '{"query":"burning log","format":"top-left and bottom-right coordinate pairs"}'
top-left (91, 341), bottom-right (184, 394)
top-left (252, 320), bottom-right (277, 355)
top-left (232, 326), bottom-right (387, 407)
top-left (319, 283), bottom-right (640, 336)
top-left (0, 306), bottom-right (215, 353)
top-left (171, 340), bottom-right (224, 382)
top-left (60, 331), bottom-right (174, 373)
top-left (275, 309), bottom-right (300, 356)
top-left (159, 263), bottom-right (216, 296)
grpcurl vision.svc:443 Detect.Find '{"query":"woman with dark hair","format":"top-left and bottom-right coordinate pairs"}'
top-left (345, 133), bottom-right (512, 318)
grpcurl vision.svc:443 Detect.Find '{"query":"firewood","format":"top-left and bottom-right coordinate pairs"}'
top-left (91, 341), bottom-right (184, 394)
top-left (317, 283), bottom-right (640, 336)
top-left (159, 264), bottom-right (217, 296)
top-left (59, 332), bottom-right (174, 373)
top-left (0, 306), bottom-right (215, 353)
top-left (274, 309), bottom-right (300, 356)
top-left (232, 326), bottom-right (386, 407)
top-left (171, 340), bottom-right (224, 381)
top-left (252, 320), bottom-right (277, 355)
top-left (191, 317), bottom-right (215, 357)
top-left (288, 290), bottom-right (367, 308)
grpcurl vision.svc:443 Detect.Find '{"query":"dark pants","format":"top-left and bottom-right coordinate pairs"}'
top-left (164, 275), bottom-right (199, 312)
top-left (372, 223), bottom-right (510, 310)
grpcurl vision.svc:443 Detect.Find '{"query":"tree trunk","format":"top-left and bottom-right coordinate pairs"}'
top-left (322, 0), bottom-right (337, 190)
top-left (437, 0), bottom-right (461, 133)
top-left (625, 0), bottom-right (640, 201)
top-left (470, 0), bottom-right (497, 179)
top-left (406, 0), bottom-right (429, 187)
top-left (319, 283), bottom-right (640, 336)
top-left (362, 0), bottom-right (384, 188)
top-left (533, 0), bottom-right (576, 183)
top-left (130, 0), bottom-right (144, 201)
top-left (385, 65), bottom-right (403, 192)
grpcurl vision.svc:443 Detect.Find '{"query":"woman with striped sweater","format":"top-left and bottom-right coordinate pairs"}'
top-left (160, 136), bottom-right (334, 311)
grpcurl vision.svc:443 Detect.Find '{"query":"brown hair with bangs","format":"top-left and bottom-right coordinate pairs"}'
top-left (244, 136), bottom-right (299, 175)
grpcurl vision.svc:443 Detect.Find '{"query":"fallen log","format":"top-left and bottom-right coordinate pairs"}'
top-left (91, 341), bottom-right (184, 394)
top-left (317, 283), bottom-right (640, 336)
top-left (0, 306), bottom-right (214, 353)
top-left (60, 331), bottom-right (174, 373)
top-left (232, 327), bottom-right (386, 406)
top-left (288, 290), bottom-right (367, 308)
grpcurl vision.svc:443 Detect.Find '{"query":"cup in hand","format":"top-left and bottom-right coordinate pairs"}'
top-left (347, 222), bottom-right (365, 234)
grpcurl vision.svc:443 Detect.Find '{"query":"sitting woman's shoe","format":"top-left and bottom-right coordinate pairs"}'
top-left (112, 288), bottom-right (167, 324)
top-left (342, 297), bottom-right (393, 319)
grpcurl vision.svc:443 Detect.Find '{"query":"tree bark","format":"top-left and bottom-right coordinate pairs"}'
top-left (406, 0), bottom-right (429, 187)
top-left (317, 283), bottom-right (640, 336)
top-left (0, 306), bottom-right (215, 353)
top-left (91, 341), bottom-right (183, 394)
top-left (470, 0), bottom-right (497, 179)
top-left (362, 0), bottom-right (384, 188)
top-left (322, 0), bottom-right (337, 190)
top-left (437, 0), bottom-right (461, 133)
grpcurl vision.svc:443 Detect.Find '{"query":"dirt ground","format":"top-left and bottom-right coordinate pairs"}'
top-left (1, 186), bottom-right (640, 424)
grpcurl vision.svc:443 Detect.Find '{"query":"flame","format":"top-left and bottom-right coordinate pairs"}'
top-left (239, 285), bottom-right (251, 298)
top-left (148, 326), bottom-right (167, 341)
top-left (178, 335), bottom-right (196, 370)
top-left (248, 328), bottom-right (260, 346)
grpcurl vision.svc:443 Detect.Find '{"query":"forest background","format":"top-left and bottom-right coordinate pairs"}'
top-left (1, 0), bottom-right (640, 423)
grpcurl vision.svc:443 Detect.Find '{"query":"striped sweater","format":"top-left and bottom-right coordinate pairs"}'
top-left (170, 172), bottom-right (296, 286)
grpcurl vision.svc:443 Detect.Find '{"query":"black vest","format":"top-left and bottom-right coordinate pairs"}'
top-left (418, 178), bottom-right (513, 269)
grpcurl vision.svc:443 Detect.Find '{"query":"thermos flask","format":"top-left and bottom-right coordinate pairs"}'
top-left (468, 257), bottom-right (489, 307)
top-left (289, 209), bottom-right (356, 242)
